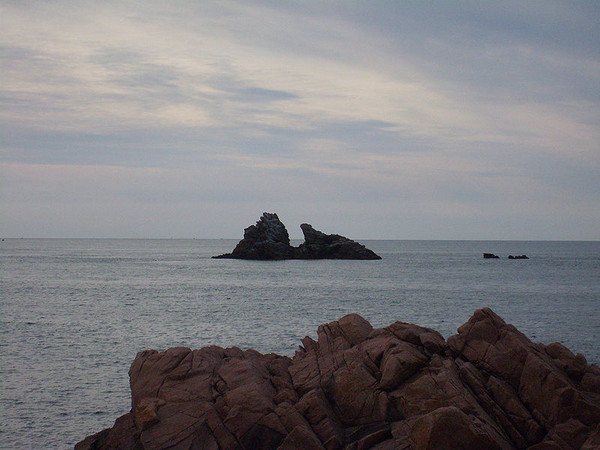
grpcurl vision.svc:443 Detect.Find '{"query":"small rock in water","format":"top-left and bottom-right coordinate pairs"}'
top-left (483, 253), bottom-right (500, 259)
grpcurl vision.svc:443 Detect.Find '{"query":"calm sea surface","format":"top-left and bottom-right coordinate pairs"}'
top-left (1, 239), bottom-right (599, 448)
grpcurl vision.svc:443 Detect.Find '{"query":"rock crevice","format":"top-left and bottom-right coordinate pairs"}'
top-left (77, 308), bottom-right (600, 449)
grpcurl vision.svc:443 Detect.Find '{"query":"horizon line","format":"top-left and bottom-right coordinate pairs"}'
top-left (1, 237), bottom-right (598, 242)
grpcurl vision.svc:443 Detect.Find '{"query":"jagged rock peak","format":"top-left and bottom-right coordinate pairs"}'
top-left (213, 212), bottom-right (295, 260)
top-left (300, 223), bottom-right (336, 243)
top-left (244, 212), bottom-right (290, 245)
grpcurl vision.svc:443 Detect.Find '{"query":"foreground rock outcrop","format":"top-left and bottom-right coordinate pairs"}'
top-left (213, 213), bottom-right (381, 260)
top-left (77, 308), bottom-right (600, 449)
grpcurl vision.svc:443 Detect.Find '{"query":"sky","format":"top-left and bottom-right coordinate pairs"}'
top-left (1, 1), bottom-right (599, 239)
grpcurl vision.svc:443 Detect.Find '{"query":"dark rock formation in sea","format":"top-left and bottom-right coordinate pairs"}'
top-left (484, 253), bottom-right (500, 259)
top-left (213, 213), bottom-right (295, 260)
top-left (509, 255), bottom-right (529, 260)
top-left (213, 213), bottom-right (381, 260)
top-left (77, 308), bottom-right (600, 449)
top-left (295, 224), bottom-right (381, 260)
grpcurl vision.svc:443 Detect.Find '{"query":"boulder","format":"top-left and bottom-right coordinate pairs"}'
top-left (77, 309), bottom-right (600, 449)
top-left (214, 213), bottom-right (381, 260)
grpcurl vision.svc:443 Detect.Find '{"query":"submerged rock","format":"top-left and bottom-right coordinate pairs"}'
top-left (213, 213), bottom-right (381, 260)
top-left (77, 308), bottom-right (600, 449)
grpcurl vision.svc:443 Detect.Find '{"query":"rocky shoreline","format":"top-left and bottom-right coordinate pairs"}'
top-left (77, 308), bottom-right (600, 449)
top-left (213, 213), bottom-right (381, 260)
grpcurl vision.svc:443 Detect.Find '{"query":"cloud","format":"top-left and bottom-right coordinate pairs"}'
top-left (1, 1), bottom-right (599, 238)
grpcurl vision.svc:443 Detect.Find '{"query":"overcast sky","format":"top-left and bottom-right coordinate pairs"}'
top-left (2, 1), bottom-right (599, 239)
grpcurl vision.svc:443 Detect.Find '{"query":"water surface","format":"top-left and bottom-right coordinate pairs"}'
top-left (1, 239), bottom-right (598, 448)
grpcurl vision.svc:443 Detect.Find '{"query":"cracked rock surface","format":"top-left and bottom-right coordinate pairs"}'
top-left (76, 308), bottom-right (600, 449)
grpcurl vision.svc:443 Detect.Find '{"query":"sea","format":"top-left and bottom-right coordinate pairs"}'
top-left (1, 239), bottom-right (599, 448)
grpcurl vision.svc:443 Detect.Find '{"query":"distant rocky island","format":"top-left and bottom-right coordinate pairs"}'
top-left (484, 253), bottom-right (530, 260)
top-left (484, 253), bottom-right (500, 259)
top-left (77, 308), bottom-right (600, 449)
top-left (213, 212), bottom-right (381, 260)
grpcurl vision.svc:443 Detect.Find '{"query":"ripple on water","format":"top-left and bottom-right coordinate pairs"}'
top-left (1, 239), bottom-right (599, 448)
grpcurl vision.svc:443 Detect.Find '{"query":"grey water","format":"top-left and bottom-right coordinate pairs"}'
top-left (1, 239), bottom-right (599, 448)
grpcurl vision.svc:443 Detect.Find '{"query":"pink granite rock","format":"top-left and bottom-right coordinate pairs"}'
top-left (77, 309), bottom-right (600, 449)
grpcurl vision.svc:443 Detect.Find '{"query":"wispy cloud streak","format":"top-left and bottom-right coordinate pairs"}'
top-left (1, 1), bottom-right (599, 238)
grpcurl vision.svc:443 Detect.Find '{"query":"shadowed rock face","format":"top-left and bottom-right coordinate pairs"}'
top-left (77, 308), bottom-right (600, 449)
top-left (213, 213), bottom-right (381, 260)
top-left (213, 213), bottom-right (295, 260)
top-left (295, 224), bottom-right (381, 260)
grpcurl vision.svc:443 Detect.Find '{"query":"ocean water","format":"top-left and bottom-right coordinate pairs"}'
top-left (1, 239), bottom-right (599, 448)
